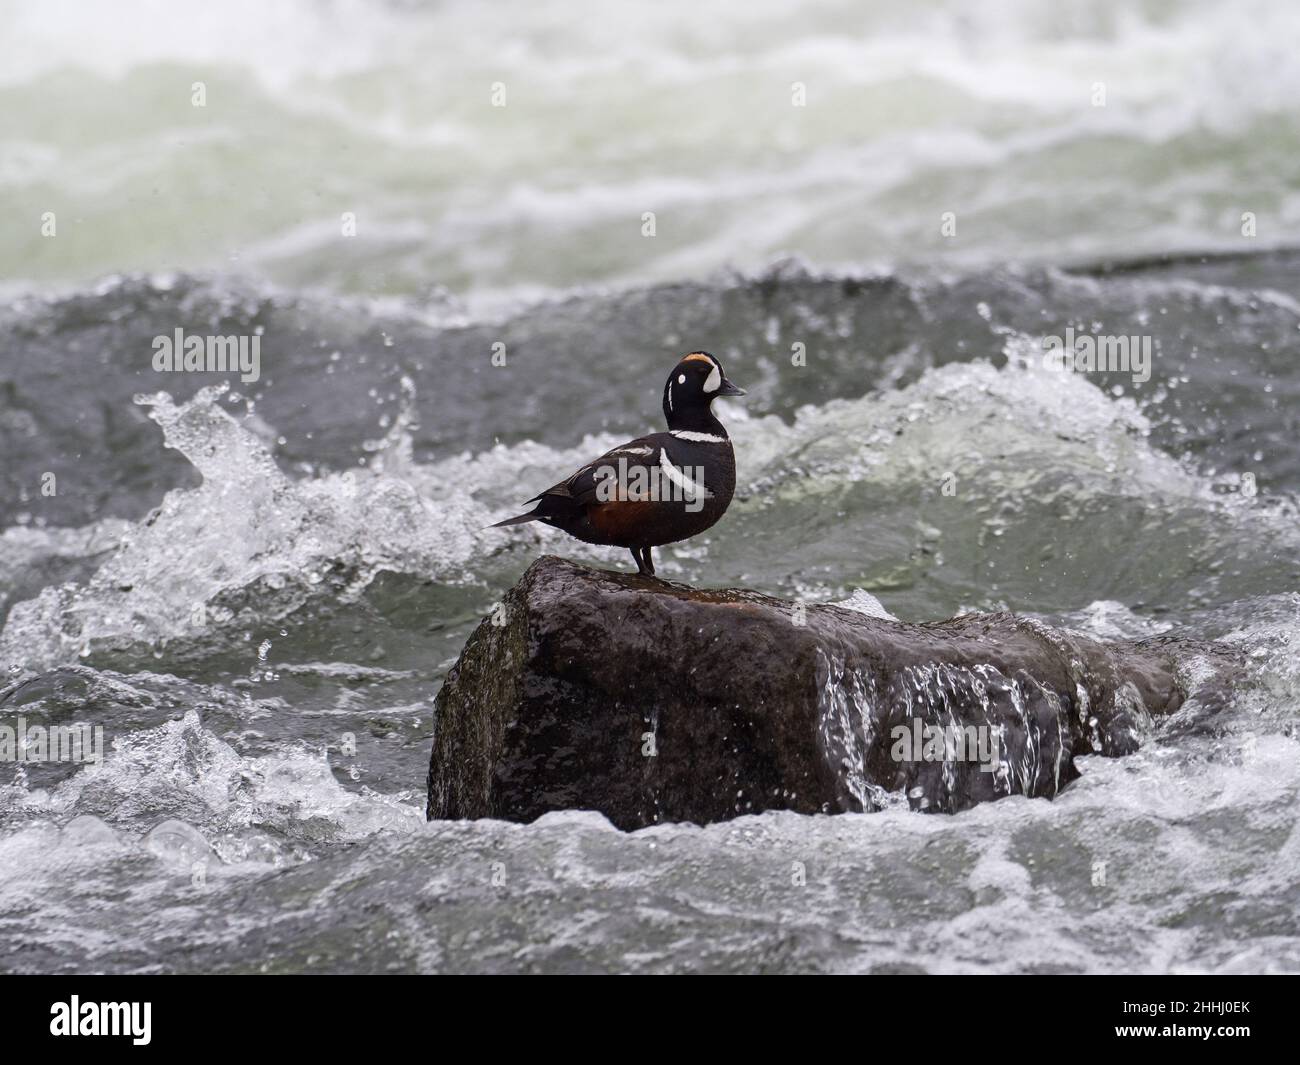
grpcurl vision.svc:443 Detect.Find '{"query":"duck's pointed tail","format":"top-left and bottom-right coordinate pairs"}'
top-left (490, 510), bottom-right (540, 528)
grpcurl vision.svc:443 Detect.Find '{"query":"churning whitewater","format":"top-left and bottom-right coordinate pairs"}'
top-left (2, 0), bottom-right (1299, 974)
top-left (2, 258), bottom-right (1299, 972)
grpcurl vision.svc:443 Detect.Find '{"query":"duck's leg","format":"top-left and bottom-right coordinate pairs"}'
top-left (630, 547), bottom-right (648, 575)
top-left (642, 546), bottom-right (655, 576)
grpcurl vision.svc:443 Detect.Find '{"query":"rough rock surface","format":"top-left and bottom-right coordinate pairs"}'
top-left (427, 556), bottom-right (1237, 829)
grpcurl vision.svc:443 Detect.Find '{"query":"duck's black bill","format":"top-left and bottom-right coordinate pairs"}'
top-left (718, 378), bottom-right (747, 397)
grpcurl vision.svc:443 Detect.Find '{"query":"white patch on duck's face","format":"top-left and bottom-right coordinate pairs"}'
top-left (703, 363), bottom-right (721, 393)
top-left (678, 373), bottom-right (686, 384)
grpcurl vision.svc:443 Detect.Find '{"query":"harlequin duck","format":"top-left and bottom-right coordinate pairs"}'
top-left (492, 352), bottom-right (746, 576)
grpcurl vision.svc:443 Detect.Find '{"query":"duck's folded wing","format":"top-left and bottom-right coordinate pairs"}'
top-left (533, 436), bottom-right (663, 509)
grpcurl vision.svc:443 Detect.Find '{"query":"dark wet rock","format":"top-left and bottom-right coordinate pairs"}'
top-left (426, 557), bottom-right (1241, 829)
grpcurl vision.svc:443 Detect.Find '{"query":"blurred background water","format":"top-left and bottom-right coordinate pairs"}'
top-left (1, 0), bottom-right (1298, 973)
top-left (4, 0), bottom-right (1300, 304)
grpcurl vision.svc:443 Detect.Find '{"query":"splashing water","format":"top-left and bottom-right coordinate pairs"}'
top-left (2, 252), bottom-right (1299, 971)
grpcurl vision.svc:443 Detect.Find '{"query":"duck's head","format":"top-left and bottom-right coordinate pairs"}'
top-left (662, 351), bottom-right (745, 432)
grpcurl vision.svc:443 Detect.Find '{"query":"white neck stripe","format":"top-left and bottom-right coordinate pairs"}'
top-left (670, 430), bottom-right (727, 443)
